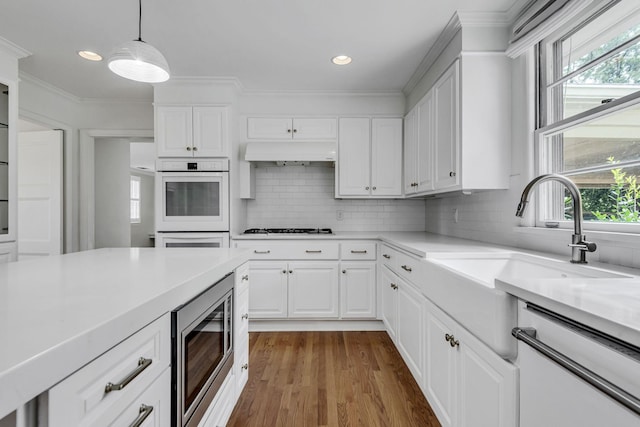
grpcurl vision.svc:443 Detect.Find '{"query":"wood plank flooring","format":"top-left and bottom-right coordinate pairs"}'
top-left (227, 331), bottom-right (440, 427)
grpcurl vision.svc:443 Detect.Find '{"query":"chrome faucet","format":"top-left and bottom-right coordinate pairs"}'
top-left (516, 173), bottom-right (596, 264)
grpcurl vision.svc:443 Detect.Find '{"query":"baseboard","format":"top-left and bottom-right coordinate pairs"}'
top-left (248, 319), bottom-right (386, 332)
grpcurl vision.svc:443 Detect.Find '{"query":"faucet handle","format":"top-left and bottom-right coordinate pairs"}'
top-left (568, 241), bottom-right (597, 252)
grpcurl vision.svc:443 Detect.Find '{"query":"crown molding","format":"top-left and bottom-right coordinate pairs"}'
top-left (403, 12), bottom-right (462, 95)
top-left (242, 88), bottom-right (404, 98)
top-left (0, 36), bottom-right (31, 59)
top-left (159, 76), bottom-right (244, 92)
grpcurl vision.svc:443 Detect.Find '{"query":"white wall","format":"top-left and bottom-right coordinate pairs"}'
top-left (130, 171), bottom-right (154, 248)
top-left (247, 164), bottom-right (426, 231)
top-left (94, 137), bottom-right (130, 248)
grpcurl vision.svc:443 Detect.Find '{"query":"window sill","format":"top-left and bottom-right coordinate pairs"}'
top-left (513, 226), bottom-right (640, 245)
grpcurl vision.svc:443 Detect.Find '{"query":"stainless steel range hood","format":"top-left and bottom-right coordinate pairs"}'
top-left (244, 141), bottom-right (336, 164)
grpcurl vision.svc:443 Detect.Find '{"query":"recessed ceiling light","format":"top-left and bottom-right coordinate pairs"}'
top-left (78, 50), bottom-right (103, 61)
top-left (332, 55), bottom-right (352, 65)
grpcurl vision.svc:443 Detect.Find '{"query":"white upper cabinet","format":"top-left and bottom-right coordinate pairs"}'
top-left (156, 105), bottom-right (228, 157)
top-left (246, 117), bottom-right (337, 140)
top-left (404, 54), bottom-right (510, 197)
top-left (337, 117), bottom-right (402, 198)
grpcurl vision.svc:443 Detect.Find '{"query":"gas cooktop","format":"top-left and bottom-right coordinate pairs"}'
top-left (243, 228), bottom-right (333, 235)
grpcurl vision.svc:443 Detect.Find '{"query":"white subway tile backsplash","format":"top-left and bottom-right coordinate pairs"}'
top-left (246, 165), bottom-right (425, 231)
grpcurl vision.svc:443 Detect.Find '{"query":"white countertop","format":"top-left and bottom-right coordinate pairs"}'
top-left (0, 247), bottom-right (250, 419)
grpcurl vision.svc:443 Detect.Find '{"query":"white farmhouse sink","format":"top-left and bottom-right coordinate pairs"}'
top-left (423, 252), bottom-right (630, 359)
top-left (432, 252), bottom-right (628, 287)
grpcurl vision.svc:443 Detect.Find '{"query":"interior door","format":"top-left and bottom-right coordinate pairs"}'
top-left (18, 130), bottom-right (63, 259)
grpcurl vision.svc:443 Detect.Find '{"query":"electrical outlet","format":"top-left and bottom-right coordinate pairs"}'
top-left (336, 210), bottom-right (344, 221)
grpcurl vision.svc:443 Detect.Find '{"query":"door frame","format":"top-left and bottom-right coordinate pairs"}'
top-left (79, 129), bottom-right (153, 250)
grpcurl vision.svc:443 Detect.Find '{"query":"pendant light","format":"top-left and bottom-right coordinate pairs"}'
top-left (108, 0), bottom-right (170, 83)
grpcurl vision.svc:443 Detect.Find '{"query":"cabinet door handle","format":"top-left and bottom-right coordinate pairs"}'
top-left (242, 274), bottom-right (249, 281)
top-left (365, 186), bottom-right (370, 190)
top-left (242, 313), bottom-right (249, 320)
top-left (242, 363), bottom-right (249, 370)
top-left (287, 128), bottom-right (292, 133)
top-left (372, 186), bottom-right (377, 190)
top-left (449, 171), bottom-right (456, 177)
top-left (401, 265), bottom-right (412, 272)
top-left (305, 250), bottom-right (322, 253)
top-left (350, 250), bottom-right (367, 254)
top-left (128, 404), bottom-right (154, 427)
top-left (192, 146), bottom-right (198, 151)
top-left (282, 269), bottom-right (287, 274)
top-left (342, 269), bottom-right (347, 274)
top-left (450, 338), bottom-right (460, 348)
top-left (390, 283), bottom-right (398, 290)
top-left (445, 333), bottom-right (453, 342)
top-left (186, 146), bottom-right (192, 151)
top-left (105, 357), bottom-right (152, 393)
top-left (293, 129), bottom-right (298, 133)
top-left (254, 250), bottom-right (271, 254)
top-left (382, 254), bottom-right (391, 259)
top-left (289, 270), bottom-right (293, 274)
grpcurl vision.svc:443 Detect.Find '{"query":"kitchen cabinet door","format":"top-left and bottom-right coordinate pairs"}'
top-left (338, 118), bottom-right (370, 196)
top-left (371, 118), bottom-right (402, 196)
top-left (424, 302), bottom-right (457, 427)
top-left (380, 265), bottom-right (398, 341)
top-left (403, 109), bottom-right (418, 195)
top-left (340, 261), bottom-right (376, 318)
top-left (433, 61), bottom-right (459, 191)
top-left (193, 106), bottom-right (228, 157)
top-left (456, 325), bottom-right (517, 427)
top-left (292, 118), bottom-right (337, 140)
top-left (396, 278), bottom-right (424, 386)
top-left (248, 261), bottom-right (288, 318)
top-left (156, 106), bottom-right (193, 157)
top-left (416, 91), bottom-right (435, 193)
top-left (288, 261), bottom-right (339, 318)
top-left (247, 117), bottom-right (292, 140)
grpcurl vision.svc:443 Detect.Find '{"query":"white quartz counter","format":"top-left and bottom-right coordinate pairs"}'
top-left (0, 247), bottom-right (250, 419)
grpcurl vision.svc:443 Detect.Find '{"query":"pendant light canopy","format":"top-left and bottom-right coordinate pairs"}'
top-left (108, 0), bottom-right (170, 83)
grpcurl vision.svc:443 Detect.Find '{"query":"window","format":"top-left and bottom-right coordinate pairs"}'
top-left (536, 0), bottom-right (640, 230)
top-left (130, 175), bottom-right (141, 224)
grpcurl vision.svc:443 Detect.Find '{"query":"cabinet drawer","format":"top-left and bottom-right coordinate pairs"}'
top-left (48, 314), bottom-right (171, 427)
top-left (380, 244), bottom-right (400, 270)
top-left (394, 250), bottom-right (424, 284)
top-left (98, 367), bottom-right (170, 427)
top-left (341, 241), bottom-right (377, 260)
top-left (236, 240), bottom-right (339, 260)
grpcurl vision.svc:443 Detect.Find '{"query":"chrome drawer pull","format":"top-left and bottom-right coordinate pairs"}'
top-left (512, 327), bottom-right (640, 416)
top-left (242, 363), bottom-right (249, 370)
top-left (305, 250), bottom-right (322, 253)
top-left (401, 265), bottom-right (412, 272)
top-left (350, 250), bottom-right (367, 254)
top-left (242, 274), bottom-right (249, 281)
top-left (390, 283), bottom-right (398, 290)
top-left (241, 313), bottom-right (249, 320)
top-left (382, 254), bottom-right (391, 259)
top-left (254, 250), bottom-right (271, 254)
top-left (129, 404), bottom-right (154, 427)
top-left (105, 357), bottom-right (152, 393)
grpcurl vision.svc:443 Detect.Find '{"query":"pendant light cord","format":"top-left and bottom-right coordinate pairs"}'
top-left (137, 0), bottom-right (143, 42)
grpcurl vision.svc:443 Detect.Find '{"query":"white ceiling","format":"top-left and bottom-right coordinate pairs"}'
top-left (1, 0), bottom-right (519, 101)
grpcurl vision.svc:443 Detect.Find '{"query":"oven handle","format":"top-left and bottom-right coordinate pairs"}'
top-left (512, 327), bottom-right (640, 416)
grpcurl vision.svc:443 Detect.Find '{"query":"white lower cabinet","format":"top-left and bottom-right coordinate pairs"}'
top-left (288, 261), bottom-right (339, 318)
top-left (339, 261), bottom-right (376, 318)
top-left (48, 314), bottom-right (171, 426)
top-left (197, 371), bottom-right (236, 427)
top-left (396, 276), bottom-right (424, 386)
top-left (424, 298), bottom-right (517, 427)
top-left (248, 261), bottom-right (289, 318)
top-left (234, 263), bottom-right (250, 396)
top-left (248, 260), bottom-right (339, 319)
top-left (380, 265), bottom-right (398, 340)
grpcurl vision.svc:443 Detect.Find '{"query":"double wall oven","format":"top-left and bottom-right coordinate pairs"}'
top-left (172, 272), bottom-right (234, 427)
top-left (156, 159), bottom-right (229, 247)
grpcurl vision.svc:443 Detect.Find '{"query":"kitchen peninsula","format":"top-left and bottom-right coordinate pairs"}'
top-left (0, 248), bottom-right (250, 423)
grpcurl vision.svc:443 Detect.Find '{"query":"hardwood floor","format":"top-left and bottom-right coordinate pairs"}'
top-left (228, 331), bottom-right (440, 427)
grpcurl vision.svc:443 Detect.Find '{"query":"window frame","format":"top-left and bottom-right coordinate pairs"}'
top-left (534, 0), bottom-right (640, 234)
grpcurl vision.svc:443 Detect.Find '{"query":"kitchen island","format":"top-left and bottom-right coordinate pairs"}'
top-left (0, 247), bottom-right (250, 421)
